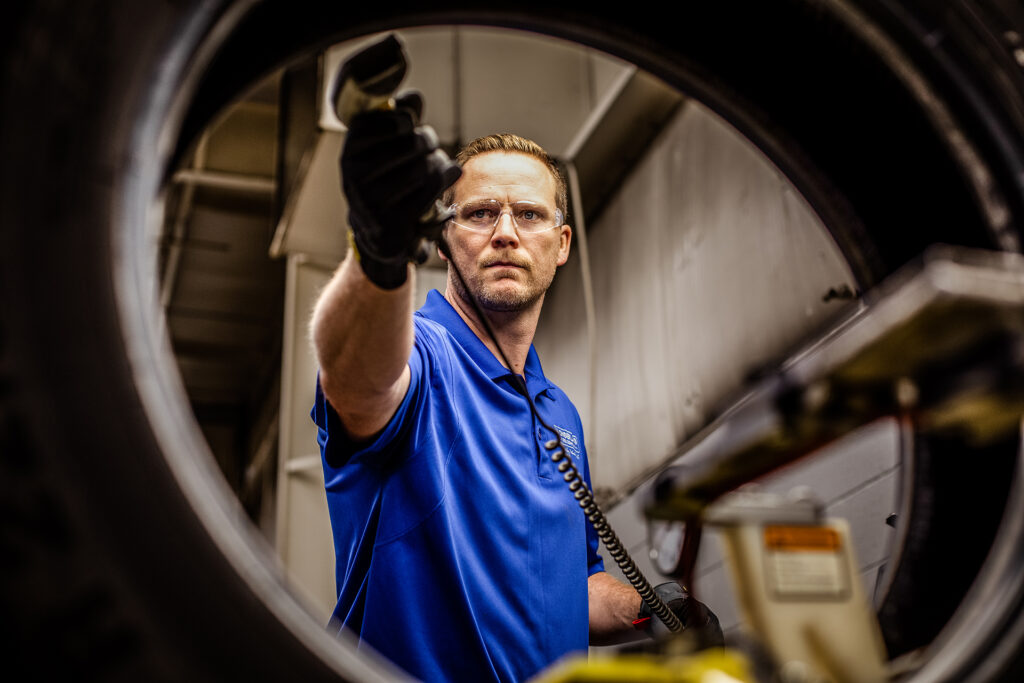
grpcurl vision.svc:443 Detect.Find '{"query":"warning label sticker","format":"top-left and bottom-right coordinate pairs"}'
top-left (765, 525), bottom-right (841, 551)
top-left (764, 525), bottom-right (849, 600)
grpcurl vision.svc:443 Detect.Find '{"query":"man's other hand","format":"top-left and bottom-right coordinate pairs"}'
top-left (639, 581), bottom-right (724, 648)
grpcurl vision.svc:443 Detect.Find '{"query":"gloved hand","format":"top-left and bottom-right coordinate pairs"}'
top-left (637, 581), bottom-right (724, 648)
top-left (340, 90), bottom-right (462, 289)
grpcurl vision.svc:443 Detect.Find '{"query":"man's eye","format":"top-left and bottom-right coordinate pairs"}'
top-left (461, 206), bottom-right (492, 221)
top-left (519, 207), bottom-right (548, 223)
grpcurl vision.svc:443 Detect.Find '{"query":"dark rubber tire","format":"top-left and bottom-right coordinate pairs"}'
top-left (3, 0), bottom-right (1024, 680)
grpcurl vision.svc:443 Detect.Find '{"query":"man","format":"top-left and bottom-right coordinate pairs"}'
top-left (310, 95), bottom-right (718, 681)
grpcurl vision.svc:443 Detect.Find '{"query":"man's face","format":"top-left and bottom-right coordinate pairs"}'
top-left (442, 151), bottom-right (571, 313)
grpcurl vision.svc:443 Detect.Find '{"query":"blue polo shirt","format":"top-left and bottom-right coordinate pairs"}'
top-left (312, 289), bottom-right (604, 683)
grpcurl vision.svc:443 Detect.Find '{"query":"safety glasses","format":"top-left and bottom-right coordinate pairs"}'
top-left (447, 199), bottom-right (563, 234)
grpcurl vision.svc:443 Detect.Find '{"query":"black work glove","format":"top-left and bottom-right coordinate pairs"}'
top-left (340, 90), bottom-right (462, 289)
top-left (638, 581), bottom-right (724, 648)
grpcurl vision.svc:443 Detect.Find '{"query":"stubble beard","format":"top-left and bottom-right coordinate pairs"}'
top-left (450, 259), bottom-right (554, 313)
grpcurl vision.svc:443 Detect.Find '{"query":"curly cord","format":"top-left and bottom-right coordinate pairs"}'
top-left (435, 233), bottom-right (682, 633)
top-left (544, 439), bottom-right (682, 633)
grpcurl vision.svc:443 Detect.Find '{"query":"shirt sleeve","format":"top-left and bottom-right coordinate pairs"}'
top-left (311, 317), bottom-right (438, 473)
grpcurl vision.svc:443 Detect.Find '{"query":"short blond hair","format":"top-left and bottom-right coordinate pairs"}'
top-left (444, 134), bottom-right (568, 218)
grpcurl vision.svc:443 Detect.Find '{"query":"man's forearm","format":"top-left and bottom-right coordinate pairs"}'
top-left (588, 571), bottom-right (646, 646)
top-left (310, 251), bottom-right (415, 439)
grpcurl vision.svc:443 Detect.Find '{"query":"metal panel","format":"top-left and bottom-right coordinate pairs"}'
top-left (271, 130), bottom-right (348, 260)
top-left (601, 419), bottom-right (901, 640)
top-left (827, 470), bottom-right (899, 572)
top-left (757, 418), bottom-right (901, 512)
top-left (203, 100), bottom-right (279, 177)
top-left (457, 28), bottom-right (594, 155)
top-left (275, 255), bottom-right (337, 621)
top-left (564, 66), bottom-right (684, 222)
top-left (319, 27), bottom-right (626, 156)
top-left (536, 101), bottom-right (857, 494)
top-left (321, 28), bottom-right (459, 142)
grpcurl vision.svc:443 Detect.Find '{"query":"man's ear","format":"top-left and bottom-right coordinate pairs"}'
top-left (556, 224), bottom-right (572, 266)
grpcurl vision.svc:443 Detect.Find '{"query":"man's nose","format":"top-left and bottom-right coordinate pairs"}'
top-left (491, 212), bottom-right (520, 248)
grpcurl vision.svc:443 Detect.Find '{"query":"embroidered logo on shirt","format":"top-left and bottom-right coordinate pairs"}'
top-left (554, 426), bottom-right (581, 460)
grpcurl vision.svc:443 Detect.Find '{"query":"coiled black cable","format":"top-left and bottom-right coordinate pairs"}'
top-left (544, 438), bottom-right (683, 633)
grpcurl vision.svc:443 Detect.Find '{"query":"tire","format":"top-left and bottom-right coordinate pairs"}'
top-left (3, 0), bottom-right (1024, 680)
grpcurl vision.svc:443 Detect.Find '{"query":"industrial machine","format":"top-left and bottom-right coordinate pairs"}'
top-left (539, 246), bottom-right (1024, 681)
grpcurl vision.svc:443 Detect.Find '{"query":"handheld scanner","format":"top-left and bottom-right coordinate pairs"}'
top-left (331, 34), bottom-right (408, 126)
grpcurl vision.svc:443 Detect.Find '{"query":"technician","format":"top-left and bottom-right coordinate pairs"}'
top-left (310, 93), bottom-right (719, 682)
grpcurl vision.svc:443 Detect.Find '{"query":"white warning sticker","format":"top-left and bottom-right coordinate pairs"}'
top-left (764, 525), bottom-right (850, 600)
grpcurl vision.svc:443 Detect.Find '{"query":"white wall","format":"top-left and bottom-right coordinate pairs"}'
top-left (535, 101), bottom-right (899, 640)
top-left (537, 100), bottom-right (858, 493)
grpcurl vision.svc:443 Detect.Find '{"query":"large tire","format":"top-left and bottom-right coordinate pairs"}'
top-left (3, 0), bottom-right (1024, 680)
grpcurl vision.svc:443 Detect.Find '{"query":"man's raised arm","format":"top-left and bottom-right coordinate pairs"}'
top-left (309, 92), bottom-right (460, 440)
top-left (311, 252), bottom-right (416, 440)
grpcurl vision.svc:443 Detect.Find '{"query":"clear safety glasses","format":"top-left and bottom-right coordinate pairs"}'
top-left (447, 199), bottom-right (564, 234)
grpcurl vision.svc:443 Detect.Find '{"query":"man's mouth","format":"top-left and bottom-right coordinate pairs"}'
top-left (484, 260), bottom-right (527, 270)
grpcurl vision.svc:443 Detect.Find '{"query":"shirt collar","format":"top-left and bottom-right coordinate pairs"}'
top-left (417, 289), bottom-right (555, 397)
